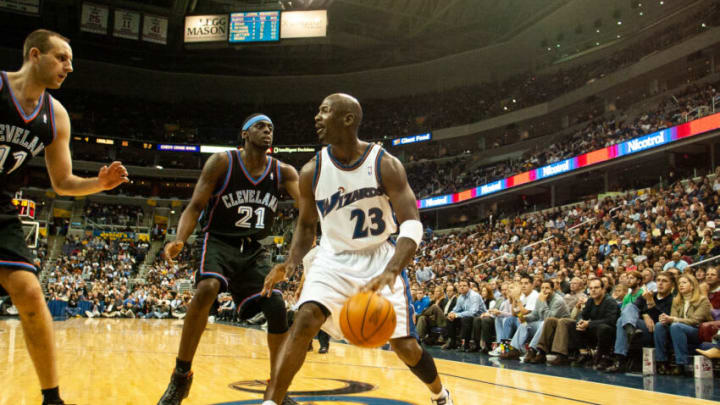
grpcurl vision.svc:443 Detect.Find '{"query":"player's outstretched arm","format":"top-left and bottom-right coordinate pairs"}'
top-left (44, 100), bottom-right (129, 196)
top-left (262, 158), bottom-right (318, 296)
top-left (165, 152), bottom-right (229, 263)
top-left (364, 152), bottom-right (421, 293)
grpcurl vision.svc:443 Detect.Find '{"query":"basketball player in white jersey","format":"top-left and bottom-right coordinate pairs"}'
top-left (261, 93), bottom-right (453, 405)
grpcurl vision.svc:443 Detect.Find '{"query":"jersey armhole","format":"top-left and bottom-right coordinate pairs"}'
top-left (276, 159), bottom-right (282, 191)
top-left (312, 151), bottom-right (322, 194)
top-left (374, 146), bottom-right (385, 187)
top-left (47, 94), bottom-right (57, 144)
top-left (213, 150), bottom-right (234, 197)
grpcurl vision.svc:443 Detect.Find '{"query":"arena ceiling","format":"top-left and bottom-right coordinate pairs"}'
top-left (0, 0), bottom-right (687, 76)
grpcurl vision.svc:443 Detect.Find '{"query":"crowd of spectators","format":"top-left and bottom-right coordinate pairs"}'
top-left (84, 201), bottom-right (146, 227)
top-left (396, 165), bottom-right (720, 377)
top-left (408, 80), bottom-right (720, 198)
top-left (38, 234), bottom-right (193, 319)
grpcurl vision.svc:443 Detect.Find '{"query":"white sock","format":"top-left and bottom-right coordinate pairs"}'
top-left (431, 387), bottom-right (447, 400)
top-left (262, 401), bottom-right (278, 405)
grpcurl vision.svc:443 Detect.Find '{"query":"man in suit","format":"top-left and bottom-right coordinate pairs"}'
top-left (417, 284), bottom-right (457, 345)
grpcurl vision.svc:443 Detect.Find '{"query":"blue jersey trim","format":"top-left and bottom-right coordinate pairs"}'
top-left (312, 151), bottom-right (322, 194)
top-left (2, 71), bottom-right (45, 124)
top-left (326, 143), bottom-right (373, 171)
top-left (239, 154), bottom-right (272, 186)
top-left (375, 147), bottom-right (385, 186)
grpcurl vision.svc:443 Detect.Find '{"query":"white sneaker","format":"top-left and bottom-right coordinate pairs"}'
top-left (208, 315), bottom-right (215, 324)
top-left (431, 388), bottom-right (453, 405)
top-left (488, 347), bottom-right (502, 356)
top-left (7, 305), bottom-right (18, 315)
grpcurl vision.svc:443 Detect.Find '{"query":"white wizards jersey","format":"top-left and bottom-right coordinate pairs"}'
top-left (313, 143), bottom-right (397, 253)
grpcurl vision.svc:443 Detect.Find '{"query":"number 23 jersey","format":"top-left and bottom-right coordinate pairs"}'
top-left (200, 150), bottom-right (281, 240)
top-left (313, 143), bottom-right (397, 253)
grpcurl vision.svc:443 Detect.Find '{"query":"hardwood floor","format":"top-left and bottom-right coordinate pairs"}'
top-left (0, 318), bottom-right (715, 405)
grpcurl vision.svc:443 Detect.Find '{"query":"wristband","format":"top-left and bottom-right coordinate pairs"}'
top-left (398, 219), bottom-right (423, 246)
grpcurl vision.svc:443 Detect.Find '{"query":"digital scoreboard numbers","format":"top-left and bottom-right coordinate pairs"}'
top-left (229, 11), bottom-right (280, 43)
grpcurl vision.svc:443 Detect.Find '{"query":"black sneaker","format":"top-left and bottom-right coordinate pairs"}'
top-left (158, 370), bottom-right (193, 405)
top-left (281, 395), bottom-right (300, 405)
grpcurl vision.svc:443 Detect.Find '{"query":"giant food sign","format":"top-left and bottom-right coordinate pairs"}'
top-left (184, 15), bottom-right (228, 42)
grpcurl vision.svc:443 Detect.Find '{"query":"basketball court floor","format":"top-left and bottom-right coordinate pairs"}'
top-left (0, 318), bottom-right (717, 404)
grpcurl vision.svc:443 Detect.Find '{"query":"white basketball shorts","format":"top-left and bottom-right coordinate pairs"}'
top-left (297, 241), bottom-right (416, 341)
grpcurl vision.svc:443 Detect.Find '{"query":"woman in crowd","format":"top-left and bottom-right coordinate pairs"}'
top-left (654, 274), bottom-right (712, 375)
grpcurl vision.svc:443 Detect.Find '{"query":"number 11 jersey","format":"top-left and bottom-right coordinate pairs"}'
top-left (0, 72), bottom-right (56, 216)
top-left (313, 143), bottom-right (397, 254)
top-left (200, 150), bottom-right (281, 240)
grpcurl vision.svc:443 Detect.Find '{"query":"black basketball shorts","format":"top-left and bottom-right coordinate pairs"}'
top-left (194, 233), bottom-right (280, 319)
top-left (0, 215), bottom-right (38, 296)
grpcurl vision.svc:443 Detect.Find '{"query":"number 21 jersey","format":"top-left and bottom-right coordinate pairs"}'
top-left (313, 143), bottom-right (397, 253)
top-left (200, 150), bottom-right (281, 239)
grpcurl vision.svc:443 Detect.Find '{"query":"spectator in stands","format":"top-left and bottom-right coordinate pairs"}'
top-left (663, 251), bottom-right (689, 272)
top-left (654, 273), bottom-right (712, 376)
top-left (472, 282), bottom-right (507, 353)
top-left (442, 280), bottom-right (485, 351)
top-left (642, 269), bottom-right (657, 293)
top-left (217, 296), bottom-right (236, 321)
top-left (568, 278), bottom-right (620, 370)
top-left (411, 286), bottom-right (431, 325)
top-left (606, 271), bottom-right (677, 373)
top-left (64, 293), bottom-right (82, 318)
top-left (415, 264), bottom-right (435, 284)
top-left (503, 280), bottom-right (569, 361)
top-left (120, 302), bottom-right (136, 318)
top-left (416, 285), bottom-right (447, 345)
top-left (490, 274), bottom-right (539, 356)
top-left (621, 272), bottom-right (644, 309)
top-left (700, 266), bottom-right (720, 316)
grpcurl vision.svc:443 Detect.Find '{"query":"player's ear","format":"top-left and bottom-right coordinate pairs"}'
top-left (344, 113), bottom-right (355, 127)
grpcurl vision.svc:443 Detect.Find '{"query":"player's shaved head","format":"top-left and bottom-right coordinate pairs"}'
top-left (326, 93), bottom-right (363, 128)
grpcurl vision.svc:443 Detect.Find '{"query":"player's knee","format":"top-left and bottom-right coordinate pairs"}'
top-left (194, 279), bottom-right (221, 305)
top-left (262, 295), bottom-right (288, 334)
top-left (10, 281), bottom-right (44, 308)
top-left (292, 304), bottom-right (325, 337)
top-left (390, 337), bottom-right (422, 364)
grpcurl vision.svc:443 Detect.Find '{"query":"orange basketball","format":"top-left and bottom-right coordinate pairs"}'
top-left (339, 291), bottom-right (396, 348)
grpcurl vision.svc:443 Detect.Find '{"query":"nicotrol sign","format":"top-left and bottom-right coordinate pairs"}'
top-left (184, 14), bottom-right (228, 42)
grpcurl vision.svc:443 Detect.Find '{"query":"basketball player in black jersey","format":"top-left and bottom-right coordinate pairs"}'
top-left (0, 30), bottom-right (129, 405)
top-left (158, 114), bottom-right (300, 405)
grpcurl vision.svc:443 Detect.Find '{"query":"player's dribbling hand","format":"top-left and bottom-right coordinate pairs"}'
top-left (164, 240), bottom-right (184, 266)
top-left (262, 263), bottom-right (289, 297)
top-left (98, 161), bottom-right (130, 190)
top-left (362, 270), bottom-right (397, 294)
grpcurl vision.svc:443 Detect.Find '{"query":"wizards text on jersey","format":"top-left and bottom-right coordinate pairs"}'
top-left (316, 186), bottom-right (384, 218)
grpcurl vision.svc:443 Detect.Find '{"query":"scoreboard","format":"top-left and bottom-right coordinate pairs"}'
top-left (229, 11), bottom-right (280, 43)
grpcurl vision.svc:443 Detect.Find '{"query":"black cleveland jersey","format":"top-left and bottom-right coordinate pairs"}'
top-left (0, 71), bottom-right (56, 215)
top-left (200, 150), bottom-right (282, 239)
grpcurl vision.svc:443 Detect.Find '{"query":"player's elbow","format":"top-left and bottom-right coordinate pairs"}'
top-left (51, 180), bottom-right (72, 196)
